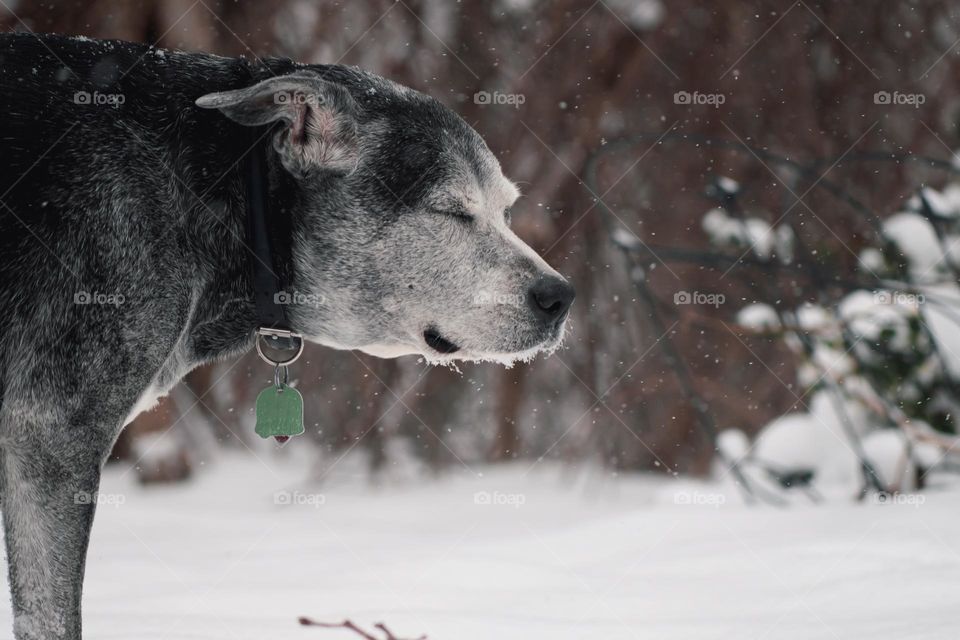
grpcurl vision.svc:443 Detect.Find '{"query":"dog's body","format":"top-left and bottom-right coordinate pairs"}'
top-left (0, 33), bottom-right (573, 639)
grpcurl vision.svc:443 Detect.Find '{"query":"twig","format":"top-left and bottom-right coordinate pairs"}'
top-left (298, 618), bottom-right (427, 640)
top-left (376, 623), bottom-right (425, 640)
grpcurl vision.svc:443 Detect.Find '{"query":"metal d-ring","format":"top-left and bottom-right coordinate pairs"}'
top-left (255, 327), bottom-right (305, 367)
top-left (273, 364), bottom-right (289, 390)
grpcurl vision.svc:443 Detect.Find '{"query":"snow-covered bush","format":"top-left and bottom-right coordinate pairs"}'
top-left (709, 178), bottom-right (960, 499)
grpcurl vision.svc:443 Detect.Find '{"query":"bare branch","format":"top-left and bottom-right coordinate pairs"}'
top-left (299, 617), bottom-right (427, 640)
top-left (376, 622), bottom-right (427, 640)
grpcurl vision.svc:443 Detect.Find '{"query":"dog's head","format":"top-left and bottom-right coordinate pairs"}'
top-left (197, 67), bottom-right (574, 365)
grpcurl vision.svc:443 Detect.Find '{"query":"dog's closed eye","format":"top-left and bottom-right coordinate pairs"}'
top-left (432, 203), bottom-right (474, 224)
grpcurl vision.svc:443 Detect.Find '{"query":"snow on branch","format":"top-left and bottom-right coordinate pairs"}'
top-left (589, 133), bottom-right (960, 502)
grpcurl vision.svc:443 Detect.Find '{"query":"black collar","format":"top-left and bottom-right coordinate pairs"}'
top-left (244, 122), bottom-right (303, 356)
top-left (239, 57), bottom-right (303, 360)
top-left (244, 125), bottom-right (289, 331)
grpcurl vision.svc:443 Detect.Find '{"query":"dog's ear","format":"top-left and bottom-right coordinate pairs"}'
top-left (196, 72), bottom-right (359, 178)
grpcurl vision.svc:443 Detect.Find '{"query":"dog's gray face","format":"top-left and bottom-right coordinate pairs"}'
top-left (198, 68), bottom-right (574, 364)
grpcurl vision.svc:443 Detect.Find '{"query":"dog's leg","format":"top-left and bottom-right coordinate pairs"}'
top-left (1, 435), bottom-right (106, 640)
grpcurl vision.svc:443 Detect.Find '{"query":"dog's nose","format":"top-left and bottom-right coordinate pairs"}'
top-left (528, 276), bottom-right (576, 326)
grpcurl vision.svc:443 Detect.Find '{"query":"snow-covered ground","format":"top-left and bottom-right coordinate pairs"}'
top-left (1, 451), bottom-right (957, 639)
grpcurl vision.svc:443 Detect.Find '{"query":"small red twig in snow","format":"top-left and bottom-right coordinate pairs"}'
top-left (298, 617), bottom-right (427, 640)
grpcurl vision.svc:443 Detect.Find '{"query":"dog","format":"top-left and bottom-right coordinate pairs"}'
top-left (0, 32), bottom-right (574, 639)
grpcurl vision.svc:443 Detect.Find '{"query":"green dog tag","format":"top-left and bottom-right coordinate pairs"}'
top-left (255, 384), bottom-right (304, 441)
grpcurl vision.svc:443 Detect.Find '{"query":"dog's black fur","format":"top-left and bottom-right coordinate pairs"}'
top-left (0, 33), bottom-right (280, 639)
top-left (0, 32), bottom-right (573, 639)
